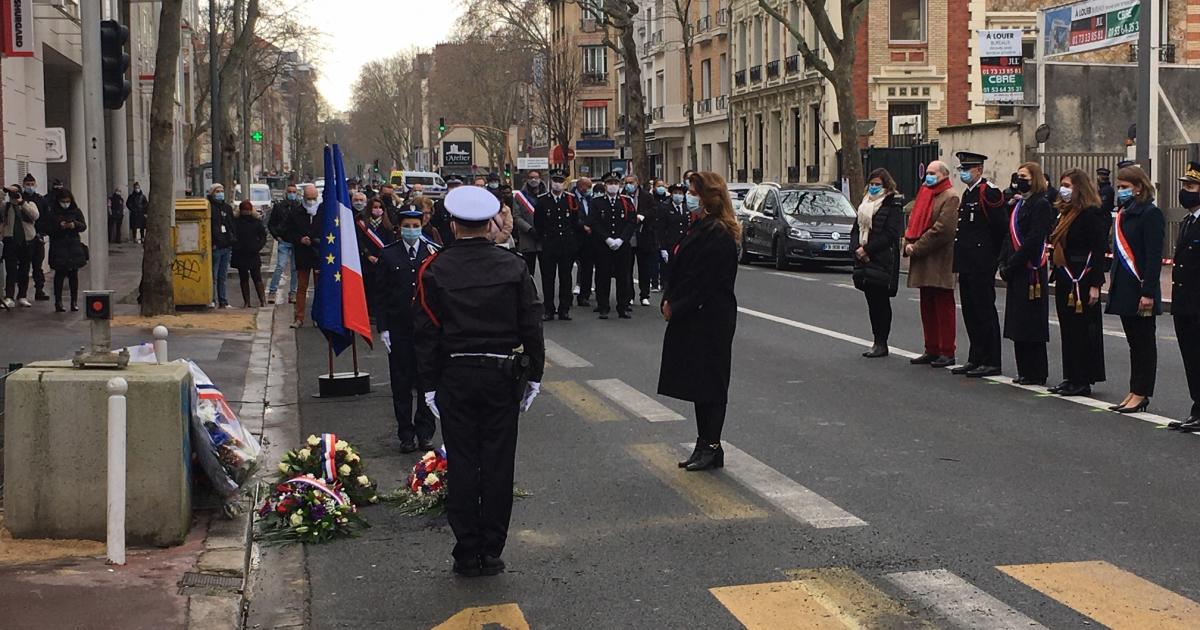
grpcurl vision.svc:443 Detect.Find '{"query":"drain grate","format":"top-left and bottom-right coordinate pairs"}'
top-left (180, 571), bottom-right (243, 590)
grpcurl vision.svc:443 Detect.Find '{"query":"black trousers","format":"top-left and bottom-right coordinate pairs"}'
top-left (1013, 341), bottom-right (1048, 382)
top-left (1120, 315), bottom-right (1157, 397)
top-left (108, 216), bottom-right (123, 243)
top-left (863, 286), bottom-right (892, 345)
top-left (539, 250), bottom-right (574, 316)
top-left (522, 251), bottom-right (538, 277)
top-left (237, 265), bottom-right (263, 305)
top-left (1055, 286), bottom-right (1106, 385)
top-left (959, 272), bottom-right (1002, 367)
top-left (3, 240), bottom-right (31, 299)
top-left (695, 402), bottom-right (727, 443)
top-left (438, 365), bottom-right (520, 562)
top-left (29, 238), bottom-right (44, 293)
top-left (635, 249), bottom-right (661, 300)
top-left (576, 240), bottom-right (595, 301)
top-left (387, 337), bottom-right (436, 442)
top-left (1175, 313), bottom-right (1200, 417)
top-left (594, 244), bottom-right (633, 313)
top-left (53, 268), bottom-right (78, 306)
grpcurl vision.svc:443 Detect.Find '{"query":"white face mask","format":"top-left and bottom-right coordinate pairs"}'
top-left (551, 182), bottom-right (564, 193)
top-left (303, 199), bottom-right (319, 215)
top-left (1058, 186), bottom-right (1073, 203)
top-left (606, 184), bottom-right (620, 196)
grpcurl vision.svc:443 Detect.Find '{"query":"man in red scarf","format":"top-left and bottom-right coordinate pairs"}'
top-left (904, 161), bottom-right (960, 367)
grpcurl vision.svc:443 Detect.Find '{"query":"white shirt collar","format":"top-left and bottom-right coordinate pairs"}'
top-left (1190, 207), bottom-right (1200, 219)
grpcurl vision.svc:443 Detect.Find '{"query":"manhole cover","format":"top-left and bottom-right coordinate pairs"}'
top-left (180, 571), bottom-right (243, 590)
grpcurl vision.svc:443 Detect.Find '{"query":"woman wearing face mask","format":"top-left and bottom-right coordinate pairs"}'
top-left (850, 168), bottom-right (904, 358)
top-left (415, 197), bottom-right (444, 246)
top-left (1104, 166), bottom-right (1165, 413)
top-left (999, 162), bottom-right (1054, 385)
top-left (356, 197), bottom-right (394, 316)
top-left (660, 171), bottom-right (741, 471)
top-left (47, 189), bottom-right (87, 312)
top-left (231, 200), bottom-right (268, 307)
top-left (1048, 169), bottom-right (1108, 396)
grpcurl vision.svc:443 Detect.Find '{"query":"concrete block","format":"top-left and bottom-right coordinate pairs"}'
top-left (3, 361), bottom-right (193, 545)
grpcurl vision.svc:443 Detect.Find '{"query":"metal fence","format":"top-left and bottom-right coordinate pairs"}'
top-left (1033, 152), bottom-right (1125, 183)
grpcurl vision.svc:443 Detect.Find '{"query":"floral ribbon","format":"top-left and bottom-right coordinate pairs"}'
top-left (1008, 199), bottom-right (1048, 300)
top-left (320, 433), bottom-right (338, 482)
top-left (286, 475), bottom-right (349, 507)
top-left (1114, 210), bottom-right (1142, 283)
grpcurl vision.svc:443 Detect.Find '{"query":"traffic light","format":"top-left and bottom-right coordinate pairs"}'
top-left (438, 117), bottom-right (446, 135)
top-left (84, 291), bottom-right (112, 320)
top-left (373, 159), bottom-right (380, 173)
top-left (504, 163), bottom-right (512, 178)
top-left (100, 20), bottom-right (131, 110)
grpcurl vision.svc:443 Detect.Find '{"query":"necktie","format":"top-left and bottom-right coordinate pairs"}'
top-left (1185, 214), bottom-right (1196, 234)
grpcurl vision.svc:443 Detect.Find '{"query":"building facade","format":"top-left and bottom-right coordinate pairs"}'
top-left (549, 0), bottom-right (620, 179)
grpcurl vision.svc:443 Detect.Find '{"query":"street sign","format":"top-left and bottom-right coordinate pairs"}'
top-left (979, 30), bottom-right (1025, 104)
top-left (1043, 0), bottom-right (1139, 57)
top-left (251, 130), bottom-right (263, 143)
top-left (442, 141), bottom-right (472, 167)
top-left (517, 157), bottom-right (549, 170)
top-left (44, 127), bottom-right (66, 163)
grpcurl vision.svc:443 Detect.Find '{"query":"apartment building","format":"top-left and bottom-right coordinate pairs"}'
top-left (548, 0), bottom-right (620, 178)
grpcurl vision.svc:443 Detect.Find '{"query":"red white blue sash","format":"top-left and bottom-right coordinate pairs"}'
top-left (1113, 210), bottom-right (1141, 283)
top-left (1009, 200), bottom-right (1047, 299)
top-left (286, 475), bottom-right (350, 507)
top-left (356, 220), bottom-right (385, 250)
top-left (320, 433), bottom-right (338, 482)
top-left (513, 190), bottom-right (536, 216)
top-left (1059, 253), bottom-right (1093, 313)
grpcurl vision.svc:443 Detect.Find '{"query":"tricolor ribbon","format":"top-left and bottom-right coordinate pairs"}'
top-left (1008, 200), bottom-right (1048, 300)
top-left (1058, 252), bottom-right (1093, 315)
top-left (1113, 210), bottom-right (1142, 283)
top-left (320, 433), bottom-right (338, 482)
top-left (513, 190), bottom-right (536, 216)
top-left (285, 475), bottom-right (350, 507)
top-left (356, 220), bottom-right (385, 250)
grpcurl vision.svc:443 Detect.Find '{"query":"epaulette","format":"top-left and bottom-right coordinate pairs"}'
top-left (420, 235), bottom-right (442, 252)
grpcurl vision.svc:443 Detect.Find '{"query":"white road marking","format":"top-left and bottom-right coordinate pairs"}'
top-left (766, 272), bottom-right (820, 282)
top-left (737, 307), bottom-right (920, 359)
top-left (544, 339), bottom-right (593, 368)
top-left (588, 379), bottom-right (684, 422)
top-left (831, 283), bottom-right (858, 290)
top-left (885, 569), bottom-right (1047, 630)
top-left (688, 442), bottom-right (868, 529)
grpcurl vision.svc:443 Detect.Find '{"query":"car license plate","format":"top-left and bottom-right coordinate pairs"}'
top-left (824, 243), bottom-right (849, 251)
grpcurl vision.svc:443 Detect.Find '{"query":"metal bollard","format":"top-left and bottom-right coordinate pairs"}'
top-left (107, 377), bottom-right (127, 565)
top-left (152, 325), bottom-right (169, 364)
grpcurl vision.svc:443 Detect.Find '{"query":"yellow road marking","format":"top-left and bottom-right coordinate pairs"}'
top-left (710, 581), bottom-right (846, 629)
top-left (998, 560), bottom-right (1200, 629)
top-left (431, 603), bottom-right (530, 630)
top-left (627, 443), bottom-right (766, 520)
top-left (545, 380), bottom-right (623, 422)
top-left (786, 568), bottom-right (936, 629)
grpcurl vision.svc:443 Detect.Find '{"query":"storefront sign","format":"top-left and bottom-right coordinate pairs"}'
top-left (1042, 0), bottom-right (1139, 57)
top-left (979, 30), bottom-right (1024, 104)
top-left (442, 141), bottom-right (472, 167)
top-left (2, 0), bottom-right (34, 57)
top-left (517, 157), bottom-right (549, 171)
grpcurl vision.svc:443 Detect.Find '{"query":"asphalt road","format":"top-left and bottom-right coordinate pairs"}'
top-left (295, 260), bottom-right (1200, 630)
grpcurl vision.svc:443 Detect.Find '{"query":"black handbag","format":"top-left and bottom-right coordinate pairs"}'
top-left (852, 264), bottom-right (890, 291)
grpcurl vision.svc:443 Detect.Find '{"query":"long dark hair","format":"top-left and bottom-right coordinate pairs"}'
top-left (688, 171), bottom-right (741, 241)
top-left (867, 168), bottom-right (897, 194)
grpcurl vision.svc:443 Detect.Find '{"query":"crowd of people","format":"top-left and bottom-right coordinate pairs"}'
top-left (852, 152), bottom-right (1200, 432)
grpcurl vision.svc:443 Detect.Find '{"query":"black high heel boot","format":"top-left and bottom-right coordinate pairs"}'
top-left (1115, 398), bottom-right (1150, 414)
top-left (678, 438), bottom-right (703, 468)
top-left (685, 443), bottom-right (724, 471)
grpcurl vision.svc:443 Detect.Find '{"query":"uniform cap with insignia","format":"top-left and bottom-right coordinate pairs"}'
top-left (399, 209), bottom-right (424, 219)
top-left (1179, 160), bottom-right (1200, 184)
top-left (549, 168), bottom-right (567, 182)
top-left (1096, 167), bottom-right (1111, 177)
top-left (445, 185), bottom-right (501, 223)
top-left (668, 182), bottom-right (686, 193)
top-left (955, 151), bottom-right (988, 168)
top-left (1117, 159), bottom-right (1140, 170)
top-left (603, 171), bottom-right (622, 183)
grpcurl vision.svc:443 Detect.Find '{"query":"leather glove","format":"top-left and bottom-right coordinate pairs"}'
top-left (611, 238), bottom-right (623, 250)
top-left (520, 382), bottom-right (541, 412)
top-left (660, 249), bottom-right (669, 262)
top-left (424, 391), bottom-right (441, 420)
top-left (380, 331), bottom-right (392, 353)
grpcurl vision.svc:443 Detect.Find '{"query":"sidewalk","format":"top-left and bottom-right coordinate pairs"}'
top-left (0, 241), bottom-right (275, 629)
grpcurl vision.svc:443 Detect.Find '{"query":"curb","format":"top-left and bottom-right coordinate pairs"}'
top-left (897, 267), bottom-right (1175, 314)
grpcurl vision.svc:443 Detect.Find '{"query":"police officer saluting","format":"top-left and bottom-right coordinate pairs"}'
top-left (413, 185), bottom-right (545, 577)
top-left (588, 171), bottom-right (637, 319)
top-left (1168, 162), bottom-right (1200, 433)
top-left (952, 151), bottom-right (1007, 377)
top-left (535, 169), bottom-right (580, 321)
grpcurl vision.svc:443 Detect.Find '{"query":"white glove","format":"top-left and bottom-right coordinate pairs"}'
top-left (660, 249), bottom-right (669, 262)
top-left (520, 381), bottom-right (541, 412)
top-left (424, 391), bottom-right (441, 420)
top-left (380, 331), bottom-right (391, 353)
top-left (610, 238), bottom-right (623, 250)
top-left (636, 214), bottom-right (645, 222)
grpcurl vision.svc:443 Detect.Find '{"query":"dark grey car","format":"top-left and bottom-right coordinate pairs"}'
top-left (737, 184), bottom-right (857, 269)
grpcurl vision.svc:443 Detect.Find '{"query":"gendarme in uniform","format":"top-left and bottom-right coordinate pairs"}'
top-left (413, 185), bottom-right (545, 577)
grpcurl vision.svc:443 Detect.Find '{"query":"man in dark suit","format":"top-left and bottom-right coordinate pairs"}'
top-left (572, 177), bottom-right (595, 306)
top-left (377, 209), bottom-right (440, 452)
top-left (623, 174), bottom-right (661, 305)
top-left (1169, 162), bottom-right (1200, 432)
top-left (951, 151), bottom-right (1007, 377)
top-left (587, 171), bottom-right (637, 319)
top-left (535, 169), bottom-right (580, 321)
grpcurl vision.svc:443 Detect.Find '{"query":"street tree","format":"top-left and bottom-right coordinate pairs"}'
top-left (665, 0), bottom-right (699, 171)
top-left (348, 53), bottom-right (424, 170)
top-left (579, 0), bottom-right (650, 179)
top-left (141, 0), bottom-right (184, 316)
top-left (758, 0), bottom-right (867, 202)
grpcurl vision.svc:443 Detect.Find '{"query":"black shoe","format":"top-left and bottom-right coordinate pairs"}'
top-left (1178, 417), bottom-right (1200, 432)
top-left (1114, 397), bottom-right (1150, 414)
top-left (452, 557), bottom-right (482, 577)
top-left (930, 356), bottom-right (956, 368)
top-left (967, 365), bottom-right (1002, 378)
top-left (1058, 383), bottom-right (1092, 397)
top-left (1168, 415), bottom-right (1198, 431)
top-left (685, 443), bottom-right (724, 471)
top-left (862, 344), bottom-right (888, 358)
top-left (557, 313), bottom-right (572, 321)
top-left (598, 312), bottom-right (609, 320)
top-left (34, 291), bottom-right (49, 301)
top-left (542, 313), bottom-right (556, 322)
top-left (479, 555), bottom-right (506, 576)
top-left (1013, 376), bottom-right (1047, 386)
top-left (678, 438), bottom-right (703, 468)
top-left (1048, 380), bottom-right (1070, 394)
top-left (70, 303), bottom-right (78, 312)
top-left (418, 438), bottom-right (436, 452)
top-left (398, 438), bottom-right (418, 453)
top-left (618, 311), bottom-right (631, 319)
top-left (910, 354), bottom-right (935, 365)
top-left (578, 298), bottom-right (590, 307)
top-left (55, 303), bottom-right (65, 313)
top-left (950, 362), bottom-right (979, 375)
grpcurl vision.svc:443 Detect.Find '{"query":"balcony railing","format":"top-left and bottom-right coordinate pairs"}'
top-left (734, 70), bottom-right (746, 87)
top-left (582, 71), bottom-right (609, 86)
top-left (785, 54), bottom-right (799, 74)
top-left (696, 16), bottom-right (711, 34)
top-left (715, 95), bottom-right (728, 110)
top-left (766, 60), bottom-right (780, 79)
top-left (581, 128), bottom-right (609, 138)
top-left (716, 8), bottom-right (730, 27)
top-left (695, 97), bottom-right (713, 114)
top-left (580, 18), bottom-right (600, 33)
top-left (652, 105), bottom-right (665, 121)
top-left (749, 65), bottom-right (762, 82)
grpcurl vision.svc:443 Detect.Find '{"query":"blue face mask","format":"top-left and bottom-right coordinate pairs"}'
top-left (624, 183), bottom-right (637, 194)
top-left (867, 184), bottom-right (883, 196)
top-left (1116, 188), bottom-right (1135, 205)
top-left (656, 186), bottom-right (667, 196)
top-left (924, 174), bottom-right (939, 187)
top-left (959, 170), bottom-right (974, 184)
top-left (685, 194), bottom-right (700, 211)
top-left (286, 192), bottom-right (299, 201)
top-left (400, 226), bottom-right (422, 244)
top-left (214, 192), bottom-right (225, 201)
top-left (671, 193), bottom-right (685, 204)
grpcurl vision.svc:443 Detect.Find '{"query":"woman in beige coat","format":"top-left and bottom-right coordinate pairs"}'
top-left (904, 161), bottom-right (960, 367)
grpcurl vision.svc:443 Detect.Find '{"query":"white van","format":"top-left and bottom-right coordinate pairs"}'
top-left (394, 171), bottom-right (448, 199)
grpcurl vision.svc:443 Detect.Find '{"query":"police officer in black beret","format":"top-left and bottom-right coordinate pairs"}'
top-left (535, 169), bottom-right (581, 321)
top-left (1169, 162), bottom-right (1200, 432)
top-left (952, 151), bottom-right (1007, 377)
top-left (587, 171), bottom-right (637, 319)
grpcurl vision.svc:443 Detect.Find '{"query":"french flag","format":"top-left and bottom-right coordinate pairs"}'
top-left (311, 144), bottom-right (372, 354)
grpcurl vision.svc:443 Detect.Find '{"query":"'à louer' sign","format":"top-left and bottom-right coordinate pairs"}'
top-left (1043, 0), bottom-right (1139, 57)
top-left (979, 30), bottom-right (1024, 104)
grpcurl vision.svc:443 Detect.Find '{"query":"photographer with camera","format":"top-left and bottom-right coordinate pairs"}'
top-left (1, 185), bottom-right (41, 309)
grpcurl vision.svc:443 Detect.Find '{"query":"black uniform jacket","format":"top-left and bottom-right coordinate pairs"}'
top-left (953, 179), bottom-right (1007, 274)
top-left (656, 201), bottom-right (692, 253)
top-left (412, 238), bottom-right (545, 392)
top-left (534, 191), bottom-right (581, 257)
top-left (1105, 199), bottom-right (1165, 317)
top-left (376, 238), bottom-right (437, 336)
top-left (586, 194), bottom-right (637, 244)
top-left (657, 217), bottom-right (738, 404)
top-left (849, 193), bottom-right (904, 297)
top-left (1000, 193), bottom-right (1053, 342)
top-left (1173, 211), bottom-right (1200, 316)
top-left (629, 190), bottom-right (660, 252)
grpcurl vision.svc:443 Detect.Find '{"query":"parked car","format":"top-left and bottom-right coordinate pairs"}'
top-left (726, 182), bottom-right (755, 217)
top-left (737, 183), bottom-right (858, 269)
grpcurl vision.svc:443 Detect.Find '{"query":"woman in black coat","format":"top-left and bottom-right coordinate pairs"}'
top-left (1105, 165), bottom-right (1166, 413)
top-left (231, 200), bottom-right (268, 307)
top-left (1000, 162), bottom-right (1054, 385)
top-left (850, 168), bottom-right (904, 358)
top-left (659, 171), bottom-right (739, 472)
top-left (1049, 169), bottom-right (1109, 396)
top-left (47, 190), bottom-right (88, 312)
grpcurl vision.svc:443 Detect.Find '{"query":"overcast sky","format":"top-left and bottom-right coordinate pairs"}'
top-left (302, 0), bottom-right (464, 112)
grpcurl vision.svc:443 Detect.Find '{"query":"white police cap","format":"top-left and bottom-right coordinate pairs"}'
top-left (445, 185), bottom-right (500, 222)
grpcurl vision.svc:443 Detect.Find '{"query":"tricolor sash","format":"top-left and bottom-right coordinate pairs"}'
top-left (513, 190), bottom-right (536, 216)
top-left (1059, 253), bottom-right (1093, 315)
top-left (356, 220), bottom-right (385, 250)
top-left (320, 433), bottom-right (338, 482)
top-left (286, 475), bottom-right (350, 507)
top-left (1008, 200), bottom-right (1048, 300)
top-left (1113, 210), bottom-right (1142, 283)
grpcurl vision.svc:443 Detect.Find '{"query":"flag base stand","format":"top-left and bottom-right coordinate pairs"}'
top-left (316, 372), bottom-right (371, 398)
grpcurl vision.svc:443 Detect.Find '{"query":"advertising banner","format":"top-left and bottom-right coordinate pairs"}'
top-left (442, 141), bottom-right (473, 167)
top-left (979, 30), bottom-right (1025, 104)
top-left (1043, 0), bottom-right (1139, 57)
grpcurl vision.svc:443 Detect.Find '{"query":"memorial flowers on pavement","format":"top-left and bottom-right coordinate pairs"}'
top-left (276, 433), bottom-right (378, 505)
top-left (256, 476), bottom-right (367, 544)
top-left (384, 447), bottom-right (450, 516)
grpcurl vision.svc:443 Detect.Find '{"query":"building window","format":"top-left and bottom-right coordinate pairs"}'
top-left (583, 106), bottom-right (608, 136)
top-left (888, 102), bottom-right (927, 147)
top-left (583, 46), bottom-right (607, 76)
top-left (890, 0), bottom-right (925, 43)
top-left (718, 53), bottom-right (728, 95)
top-left (701, 59), bottom-right (712, 99)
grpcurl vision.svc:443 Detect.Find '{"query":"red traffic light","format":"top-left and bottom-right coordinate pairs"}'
top-left (85, 292), bottom-right (112, 320)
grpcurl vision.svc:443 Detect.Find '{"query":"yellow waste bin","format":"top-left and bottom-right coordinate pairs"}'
top-left (172, 198), bottom-right (213, 307)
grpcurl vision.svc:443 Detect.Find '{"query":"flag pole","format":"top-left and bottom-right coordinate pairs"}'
top-left (351, 334), bottom-right (359, 376)
top-left (327, 339), bottom-right (334, 378)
